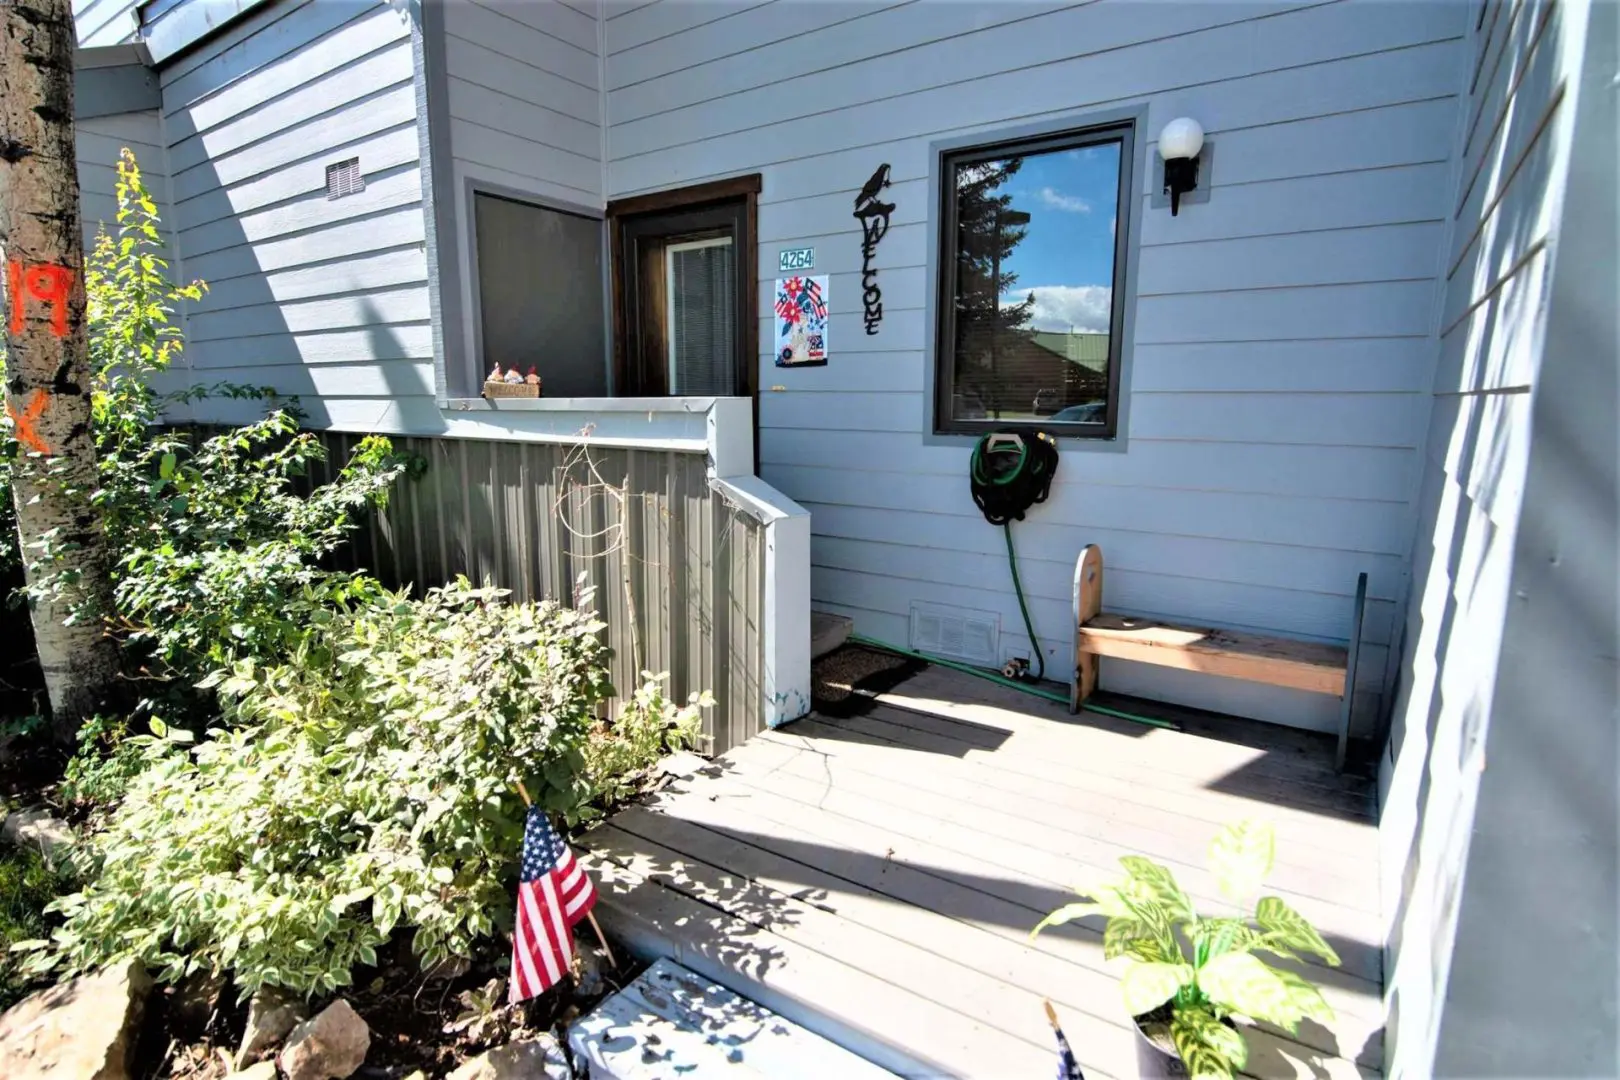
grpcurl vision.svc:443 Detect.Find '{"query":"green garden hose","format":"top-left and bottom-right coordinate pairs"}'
top-left (946, 430), bottom-right (1175, 731)
top-left (1003, 522), bottom-right (1044, 680)
top-left (846, 632), bottom-right (1178, 731)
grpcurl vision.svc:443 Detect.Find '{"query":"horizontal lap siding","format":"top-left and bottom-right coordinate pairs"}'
top-left (157, 0), bottom-right (432, 430)
top-left (300, 432), bottom-right (767, 756)
top-left (76, 112), bottom-right (174, 253)
top-left (606, 0), bottom-right (1469, 736)
top-left (73, 0), bottom-right (139, 45)
top-left (1377, 1), bottom-right (1587, 1074)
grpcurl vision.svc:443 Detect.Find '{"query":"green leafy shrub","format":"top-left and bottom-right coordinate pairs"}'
top-left (58, 714), bottom-right (147, 808)
top-left (43, 581), bottom-right (706, 996)
top-left (581, 674), bottom-right (709, 816)
top-left (111, 414), bottom-right (403, 677)
top-left (83, 152), bottom-right (407, 680)
top-left (0, 846), bottom-right (74, 1010)
top-left (4, 150), bottom-right (405, 692)
top-left (1032, 821), bottom-right (1340, 1080)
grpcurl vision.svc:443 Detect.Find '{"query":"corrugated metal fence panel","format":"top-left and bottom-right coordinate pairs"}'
top-left (248, 428), bottom-right (766, 756)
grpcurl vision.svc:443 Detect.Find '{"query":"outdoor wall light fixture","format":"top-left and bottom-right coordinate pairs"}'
top-left (1158, 117), bottom-right (1204, 216)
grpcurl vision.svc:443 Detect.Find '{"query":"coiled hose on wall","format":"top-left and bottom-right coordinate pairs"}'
top-left (837, 430), bottom-right (1176, 731)
top-left (969, 431), bottom-right (1059, 679)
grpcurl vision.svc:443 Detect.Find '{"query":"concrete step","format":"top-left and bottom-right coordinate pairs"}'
top-left (569, 958), bottom-right (897, 1078)
top-left (811, 611), bottom-right (853, 659)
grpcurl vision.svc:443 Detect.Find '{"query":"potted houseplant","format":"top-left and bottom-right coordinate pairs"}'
top-left (1032, 821), bottom-right (1340, 1080)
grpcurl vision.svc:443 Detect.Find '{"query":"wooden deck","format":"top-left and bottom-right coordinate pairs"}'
top-left (580, 664), bottom-right (1384, 1079)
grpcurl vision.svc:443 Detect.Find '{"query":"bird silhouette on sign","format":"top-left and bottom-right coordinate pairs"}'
top-left (854, 163), bottom-right (895, 219)
top-left (853, 163), bottom-right (895, 335)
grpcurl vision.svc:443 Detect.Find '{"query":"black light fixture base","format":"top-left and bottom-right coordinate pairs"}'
top-left (1164, 156), bottom-right (1200, 217)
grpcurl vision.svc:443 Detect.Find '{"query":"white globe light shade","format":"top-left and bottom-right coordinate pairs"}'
top-left (1158, 117), bottom-right (1205, 162)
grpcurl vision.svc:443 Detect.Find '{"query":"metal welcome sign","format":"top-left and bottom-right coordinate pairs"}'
top-left (852, 164), bottom-right (894, 335)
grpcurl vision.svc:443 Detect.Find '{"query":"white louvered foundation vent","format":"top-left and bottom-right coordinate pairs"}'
top-left (325, 157), bottom-right (365, 200)
top-left (909, 602), bottom-right (1000, 666)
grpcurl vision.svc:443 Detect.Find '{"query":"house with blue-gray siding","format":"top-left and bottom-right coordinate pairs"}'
top-left (64, 1), bottom-right (1617, 1076)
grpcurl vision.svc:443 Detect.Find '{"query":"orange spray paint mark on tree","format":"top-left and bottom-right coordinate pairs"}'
top-left (7, 390), bottom-right (52, 455)
top-left (5, 258), bottom-right (76, 338)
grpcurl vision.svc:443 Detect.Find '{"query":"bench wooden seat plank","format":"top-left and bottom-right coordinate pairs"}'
top-left (1071, 544), bottom-right (1367, 771)
top-left (1078, 613), bottom-right (1349, 696)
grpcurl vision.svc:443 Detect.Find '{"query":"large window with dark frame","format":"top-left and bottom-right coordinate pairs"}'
top-left (934, 121), bottom-right (1134, 437)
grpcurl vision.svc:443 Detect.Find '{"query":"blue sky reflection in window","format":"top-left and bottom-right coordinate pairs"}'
top-left (950, 135), bottom-right (1123, 424)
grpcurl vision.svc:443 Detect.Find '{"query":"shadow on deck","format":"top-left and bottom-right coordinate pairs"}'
top-left (579, 661), bottom-right (1385, 1080)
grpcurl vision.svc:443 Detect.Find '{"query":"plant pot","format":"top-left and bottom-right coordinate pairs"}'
top-left (1132, 1015), bottom-right (1189, 1079)
top-left (1131, 1008), bottom-right (1240, 1080)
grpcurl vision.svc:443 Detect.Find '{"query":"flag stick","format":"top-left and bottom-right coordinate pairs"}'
top-left (585, 913), bottom-right (616, 969)
top-left (513, 781), bottom-right (616, 969)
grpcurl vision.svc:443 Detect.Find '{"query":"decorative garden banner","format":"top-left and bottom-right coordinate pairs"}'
top-left (774, 275), bottom-right (829, 367)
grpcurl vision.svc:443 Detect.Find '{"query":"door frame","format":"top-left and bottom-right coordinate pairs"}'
top-left (607, 174), bottom-right (762, 410)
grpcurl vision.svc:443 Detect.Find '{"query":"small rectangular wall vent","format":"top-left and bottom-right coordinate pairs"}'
top-left (326, 157), bottom-right (364, 200)
top-left (909, 602), bottom-right (1000, 666)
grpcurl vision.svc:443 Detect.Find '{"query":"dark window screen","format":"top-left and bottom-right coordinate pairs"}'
top-left (473, 192), bottom-right (606, 397)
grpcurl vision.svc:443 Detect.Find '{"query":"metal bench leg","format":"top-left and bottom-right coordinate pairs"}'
top-left (1336, 572), bottom-right (1368, 771)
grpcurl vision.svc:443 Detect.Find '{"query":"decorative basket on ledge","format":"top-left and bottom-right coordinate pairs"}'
top-left (483, 379), bottom-right (539, 399)
top-left (483, 365), bottom-right (542, 399)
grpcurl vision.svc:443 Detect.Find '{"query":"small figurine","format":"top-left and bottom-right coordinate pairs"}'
top-left (525, 367), bottom-right (540, 386)
top-left (503, 367), bottom-right (523, 383)
top-left (488, 363), bottom-right (503, 383)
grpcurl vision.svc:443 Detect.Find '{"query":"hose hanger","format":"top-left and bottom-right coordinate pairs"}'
top-left (969, 430), bottom-right (1059, 525)
top-left (968, 431), bottom-right (1060, 679)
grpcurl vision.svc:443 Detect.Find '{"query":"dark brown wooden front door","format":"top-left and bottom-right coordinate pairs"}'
top-left (608, 176), bottom-right (760, 403)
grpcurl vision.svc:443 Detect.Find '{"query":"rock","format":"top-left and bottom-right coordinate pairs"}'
top-left (447, 1035), bottom-right (569, 1080)
top-left (237, 986), bottom-right (308, 1067)
top-left (0, 958), bottom-right (151, 1080)
top-left (572, 935), bottom-right (608, 999)
top-left (280, 999), bottom-right (370, 1080)
top-left (1, 809), bottom-right (74, 863)
top-left (231, 1063), bottom-right (278, 1080)
top-left (171, 969), bottom-right (226, 1034)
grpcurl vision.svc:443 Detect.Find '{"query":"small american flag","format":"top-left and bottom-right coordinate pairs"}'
top-left (802, 277), bottom-right (827, 319)
top-left (509, 806), bottom-right (597, 1003)
top-left (1046, 1000), bottom-right (1085, 1080)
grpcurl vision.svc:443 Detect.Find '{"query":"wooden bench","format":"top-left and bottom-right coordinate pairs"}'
top-left (1070, 545), bottom-right (1368, 769)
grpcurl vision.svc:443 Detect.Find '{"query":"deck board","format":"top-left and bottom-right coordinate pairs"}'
top-left (713, 735), bottom-right (1381, 944)
top-left (607, 784), bottom-right (1381, 1039)
top-left (825, 709), bottom-right (1377, 852)
top-left (769, 717), bottom-right (1373, 875)
top-left (583, 848), bottom-right (1037, 1078)
top-left (849, 699), bottom-right (1375, 822)
top-left (881, 668), bottom-right (1375, 809)
top-left (584, 666), bottom-right (1384, 1079)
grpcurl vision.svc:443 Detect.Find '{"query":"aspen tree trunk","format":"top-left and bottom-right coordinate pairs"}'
top-left (0, 0), bottom-right (121, 735)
